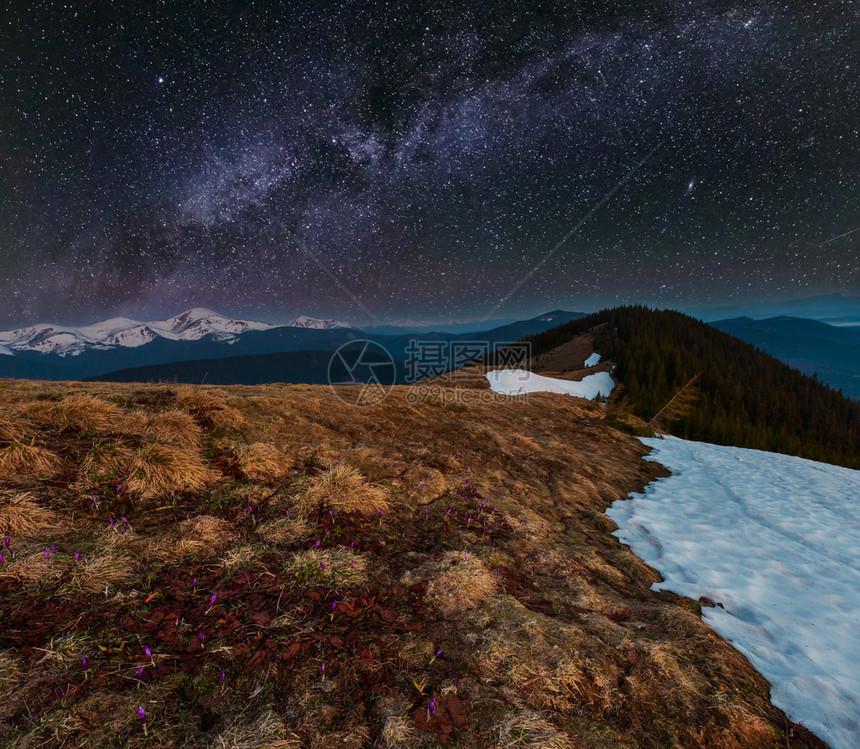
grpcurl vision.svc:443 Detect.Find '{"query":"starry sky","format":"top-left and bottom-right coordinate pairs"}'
top-left (2, 0), bottom-right (858, 328)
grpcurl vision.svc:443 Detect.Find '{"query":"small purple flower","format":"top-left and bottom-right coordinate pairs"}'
top-left (144, 645), bottom-right (152, 659)
top-left (74, 551), bottom-right (80, 562)
top-left (221, 670), bottom-right (225, 682)
top-left (137, 706), bottom-right (146, 722)
top-left (210, 592), bottom-right (217, 607)
top-left (50, 544), bottom-right (56, 553)
top-left (350, 540), bottom-right (355, 549)
top-left (198, 630), bottom-right (204, 643)
top-left (192, 576), bottom-right (197, 590)
top-left (82, 657), bottom-right (87, 669)
top-left (3, 536), bottom-right (9, 549)
top-left (428, 698), bottom-right (436, 717)
top-left (350, 561), bottom-right (355, 569)
top-left (331, 601), bottom-right (337, 612)
top-left (44, 548), bottom-right (50, 560)
top-left (122, 516), bottom-right (130, 527)
top-left (321, 662), bottom-right (325, 674)
top-left (137, 666), bottom-right (144, 679)
top-left (109, 517), bottom-right (114, 526)
top-left (57, 687), bottom-right (63, 698)
top-left (315, 540), bottom-right (320, 548)
top-left (320, 561), bottom-right (325, 570)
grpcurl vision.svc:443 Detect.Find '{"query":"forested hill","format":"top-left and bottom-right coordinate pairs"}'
top-left (525, 306), bottom-right (860, 469)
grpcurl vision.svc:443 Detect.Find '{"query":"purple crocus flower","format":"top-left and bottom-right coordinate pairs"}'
top-left (82, 657), bottom-right (87, 668)
top-left (144, 645), bottom-right (152, 660)
top-left (0, 554), bottom-right (4, 564)
top-left (331, 601), bottom-right (337, 612)
top-left (210, 592), bottom-right (217, 607)
top-left (198, 630), bottom-right (204, 643)
top-left (137, 706), bottom-right (146, 722)
top-left (4, 536), bottom-right (9, 549)
top-left (221, 670), bottom-right (225, 683)
top-left (320, 561), bottom-right (325, 570)
top-left (44, 548), bottom-right (50, 560)
top-left (192, 576), bottom-right (197, 590)
top-left (315, 539), bottom-right (320, 548)
top-left (74, 551), bottom-right (80, 562)
top-left (428, 698), bottom-right (436, 717)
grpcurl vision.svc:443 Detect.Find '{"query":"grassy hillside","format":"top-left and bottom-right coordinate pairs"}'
top-left (0, 377), bottom-right (825, 748)
top-left (525, 306), bottom-right (860, 469)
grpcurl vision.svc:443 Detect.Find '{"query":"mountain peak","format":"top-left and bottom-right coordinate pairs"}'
top-left (286, 315), bottom-right (351, 330)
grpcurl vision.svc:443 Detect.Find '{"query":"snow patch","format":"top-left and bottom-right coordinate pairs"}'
top-left (607, 436), bottom-right (860, 749)
top-left (485, 369), bottom-right (614, 399)
top-left (584, 352), bottom-right (601, 367)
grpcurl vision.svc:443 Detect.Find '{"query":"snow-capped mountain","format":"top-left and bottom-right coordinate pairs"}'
top-left (285, 315), bottom-right (351, 330)
top-left (0, 308), bottom-right (276, 357)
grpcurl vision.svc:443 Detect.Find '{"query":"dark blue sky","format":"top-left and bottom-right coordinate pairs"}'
top-left (1, 0), bottom-right (858, 327)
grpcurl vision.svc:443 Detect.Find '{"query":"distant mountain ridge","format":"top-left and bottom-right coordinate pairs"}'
top-left (1, 309), bottom-right (585, 383)
top-left (711, 316), bottom-right (860, 400)
top-left (0, 308), bottom-right (275, 356)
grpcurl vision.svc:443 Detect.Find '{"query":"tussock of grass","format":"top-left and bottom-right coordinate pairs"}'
top-left (0, 440), bottom-right (63, 480)
top-left (235, 441), bottom-right (292, 482)
top-left (301, 463), bottom-right (389, 516)
top-left (0, 548), bottom-right (62, 583)
top-left (285, 547), bottom-right (367, 587)
top-left (33, 633), bottom-right (92, 667)
top-left (379, 714), bottom-right (420, 747)
top-left (221, 544), bottom-right (267, 572)
top-left (0, 491), bottom-right (58, 536)
top-left (18, 393), bottom-right (123, 432)
top-left (62, 548), bottom-right (136, 593)
top-left (150, 515), bottom-right (233, 562)
top-left (80, 439), bottom-right (134, 478)
top-left (494, 710), bottom-right (574, 749)
top-left (137, 409), bottom-right (202, 447)
top-left (176, 389), bottom-right (245, 431)
top-left (212, 708), bottom-right (301, 749)
top-left (125, 443), bottom-right (211, 499)
top-left (425, 551), bottom-right (497, 616)
top-left (258, 514), bottom-right (308, 544)
top-left (0, 419), bottom-right (27, 443)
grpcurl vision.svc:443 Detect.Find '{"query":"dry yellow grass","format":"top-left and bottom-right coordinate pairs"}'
top-left (137, 409), bottom-right (202, 447)
top-left (124, 443), bottom-right (212, 499)
top-left (285, 547), bottom-right (368, 588)
top-left (493, 710), bottom-right (575, 749)
top-left (0, 419), bottom-right (27, 443)
top-left (425, 550), bottom-right (497, 616)
top-left (0, 491), bottom-right (58, 537)
top-left (0, 379), bottom-right (820, 749)
top-left (18, 393), bottom-right (123, 432)
top-left (211, 709), bottom-right (301, 749)
top-left (0, 440), bottom-right (63, 481)
top-left (176, 389), bottom-right (246, 431)
top-left (301, 463), bottom-right (389, 516)
top-left (258, 514), bottom-right (308, 544)
top-left (150, 515), bottom-right (233, 562)
top-left (62, 548), bottom-right (136, 593)
top-left (79, 439), bottom-right (134, 478)
top-left (235, 441), bottom-right (292, 482)
top-left (0, 548), bottom-right (62, 584)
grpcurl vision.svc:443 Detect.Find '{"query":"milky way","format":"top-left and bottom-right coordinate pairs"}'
top-left (2, 0), bottom-right (858, 327)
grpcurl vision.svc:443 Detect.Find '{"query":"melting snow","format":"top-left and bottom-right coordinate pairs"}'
top-left (485, 369), bottom-right (614, 399)
top-left (584, 352), bottom-right (601, 367)
top-left (607, 436), bottom-right (860, 749)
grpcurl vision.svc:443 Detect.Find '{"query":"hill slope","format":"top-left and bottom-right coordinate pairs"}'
top-left (711, 316), bottom-right (860, 400)
top-left (0, 379), bottom-right (824, 748)
top-left (525, 306), bottom-right (860, 469)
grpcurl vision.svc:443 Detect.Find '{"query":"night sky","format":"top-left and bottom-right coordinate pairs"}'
top-left (2, 1), bottom-right (858, 328)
